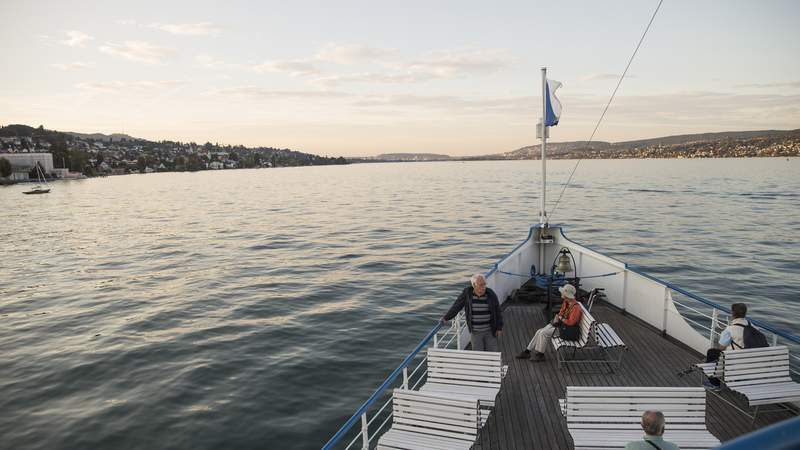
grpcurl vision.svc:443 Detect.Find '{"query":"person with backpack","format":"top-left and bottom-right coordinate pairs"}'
top-left (704, 302), bottom-right (768, 389)
top-left (718, 302), bottom-right (769, 350)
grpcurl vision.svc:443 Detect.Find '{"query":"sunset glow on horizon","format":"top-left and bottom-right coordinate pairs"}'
top-left (1, 0), bottom-right (798, 156)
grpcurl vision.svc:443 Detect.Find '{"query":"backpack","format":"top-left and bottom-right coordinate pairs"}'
top-left (732, 322), bottom-right (769, 349)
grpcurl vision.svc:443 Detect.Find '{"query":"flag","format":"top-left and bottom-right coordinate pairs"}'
top-left (544, 79), bottom-right (562, 126)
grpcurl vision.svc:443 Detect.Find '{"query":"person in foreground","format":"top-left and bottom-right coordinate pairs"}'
top-left (625, 410), bottom-right (681, 450)
top-left (516, 283), bottom-right (581, 361)
top-left (441, 274), bottom-right (503, 351)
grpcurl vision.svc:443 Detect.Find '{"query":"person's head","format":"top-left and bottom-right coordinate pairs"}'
top-left (471, 274), bottom-right (487, 296)
top-left (641, 410), bottom-right (666, 436)
top-left (559, 284), bottom-right (576, 302)
top-left (731, 303), bottom-right (747, 319)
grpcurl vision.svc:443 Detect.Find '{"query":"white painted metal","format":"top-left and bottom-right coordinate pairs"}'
top-left (377, 389), bottom-right (479, 450)
top-left (723, 346), bottom-right (800, 406)
top-left (710, 308), bottom-right (720, 344)
top-left (563, 386), bottom-right (720, 450)
top-left (402, 367), bottom-right (408, 389)
top-left (540, 67), bottom-right (548, 225)
top-left (360, 412), bottom-right (369, 449)
top-left (421, 348), bottom-right (502, 408)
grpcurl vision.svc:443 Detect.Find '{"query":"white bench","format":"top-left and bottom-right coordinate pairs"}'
top-left (723, 345), bottom-right (800, 418)
top-left (561, 386), bottom-right (721, 450)
top-left (551, 303), bottom-right (626, 371)
top-left (376, 389), bottom-right (479, 450)
top-left (420, 348), bottom-right (504, 425)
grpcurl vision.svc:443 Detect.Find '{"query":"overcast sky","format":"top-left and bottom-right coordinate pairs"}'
top-left (1, 0), bottom-right (798, 156)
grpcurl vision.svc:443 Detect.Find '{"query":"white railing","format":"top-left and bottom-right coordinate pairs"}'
top-left (325, 225), bottom-right (800, 449)
top-left (336, 312), bottom-right (468, 450)
top-left (553, 226), bottom-right (800, 380)
top-left (669, 290), bottom-right (800, 378)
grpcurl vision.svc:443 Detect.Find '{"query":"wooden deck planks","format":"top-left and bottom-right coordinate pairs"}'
top-left (473, 302), bottom-right (795, 450)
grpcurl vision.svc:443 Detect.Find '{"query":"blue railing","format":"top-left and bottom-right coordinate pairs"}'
top-left (321, 322), bottom-right (442, 450)
top-left (627, 264), bottom-right (800, 345)
top-left (323, 224), bottom-right (799, 449)
top-left (714, 416), bottom-right (800, 449)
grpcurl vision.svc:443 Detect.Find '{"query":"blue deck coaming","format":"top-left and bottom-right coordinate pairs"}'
top-left (714, 416), bottom-right (800, 450)
top-left (322, 224), bottom-right (799, 449)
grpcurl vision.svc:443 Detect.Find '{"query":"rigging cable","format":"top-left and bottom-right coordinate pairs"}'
top-left (548, 0), bottom-right (664, 220)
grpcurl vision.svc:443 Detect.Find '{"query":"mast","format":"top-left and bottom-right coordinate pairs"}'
top-left (540, 67), bottom-right (547, 226)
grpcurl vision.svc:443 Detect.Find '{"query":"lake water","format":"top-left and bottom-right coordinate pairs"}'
top-left (1, 158), bottom-right (798, 449)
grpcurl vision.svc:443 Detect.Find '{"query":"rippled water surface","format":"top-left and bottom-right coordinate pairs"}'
top-left (1, 158), bottom-right (798, 449)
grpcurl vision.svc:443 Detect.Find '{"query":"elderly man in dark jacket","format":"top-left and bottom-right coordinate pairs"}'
top-left (441, 274), bottom-right (503, 351)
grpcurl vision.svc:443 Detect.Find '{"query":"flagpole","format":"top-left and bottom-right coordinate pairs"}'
top-left (540, 67), bottom-right (547, 226)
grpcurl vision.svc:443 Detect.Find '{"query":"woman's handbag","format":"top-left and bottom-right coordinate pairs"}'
top-left (556, 302), bottom-right (580, 341)
top-left (558, 322), bottom-right (581, 341)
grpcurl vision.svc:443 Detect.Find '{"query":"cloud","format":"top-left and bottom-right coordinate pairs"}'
top-left (60, 30), bottom-right (94, 47)
top-left (580, 73), bottom-right (621, 82)
top-left (309, 72), bottom-right (423, 88)
top-left (308, 47), bottom-right (516, 87)
top-left (150, 22), bottom-right (222, 36)
top-left (398, 48), bottom-right (515, 78)
top-left (52, 62), bottom-right (93, 71)
top-left (215, 86), bottom-right (350, 100)
top-left (196, 54), bottom-right (241, 70)
top-left (314, 43), bottom-right (396, 64)
top-left (77, 80), bottom-right (187, 92)
top-left (353, 93), bottom-right (536, 115)
top-left (562, 91), bottom-right (800, 129)
top-left (252, 59), bottom-right (320, 77)
top-left (735, 81), bottom-right (800, 89)
top-left (98, 41), bottom-right (176, 64)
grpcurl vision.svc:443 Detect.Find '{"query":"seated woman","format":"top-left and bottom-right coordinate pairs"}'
top-left (516, 284), bottom-right (582, 361)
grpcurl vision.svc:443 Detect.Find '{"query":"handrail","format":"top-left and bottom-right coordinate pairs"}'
top-left (627, 265), bottom-right (800, 344)
top-left (321, 322), bottom-right (442, 450)
top-left (714, 416), bottom-right (800, 450)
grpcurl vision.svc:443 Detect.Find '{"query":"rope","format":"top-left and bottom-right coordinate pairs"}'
top-left (497, 269), bottom-right (622, 279)
top-left (548, 0), bottom-right (664, 219)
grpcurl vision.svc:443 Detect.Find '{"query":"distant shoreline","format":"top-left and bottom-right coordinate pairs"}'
top-left (3, 155), bottom-right (797, 186)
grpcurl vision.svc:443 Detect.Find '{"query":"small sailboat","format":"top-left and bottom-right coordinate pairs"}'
top-left (23, 164), bottom-right (51, 195)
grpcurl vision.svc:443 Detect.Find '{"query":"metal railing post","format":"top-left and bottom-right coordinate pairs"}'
top-left (621, 269), bottom-right (628, 312)
top-left (710, 308), bottom-right (719, 345)
top-left (402, 367), bottom-right (409, 389)
top-left (662, 287), bottom-right (670, 336)
top-left (361, 413), bottom-right (369, 449)
top-left (455, 316), bottom-right (462, 349)
top-left (433, 332), bottom-right (438, 348)
top-left (773, 333), bottom-right (779, 347)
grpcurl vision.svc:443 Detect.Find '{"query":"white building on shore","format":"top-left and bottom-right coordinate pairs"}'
top-left (0, 152), bottom-right (54, 181)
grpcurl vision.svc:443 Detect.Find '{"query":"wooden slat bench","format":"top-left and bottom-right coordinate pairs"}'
top-left (551, 303), bottom-right (626, 371)
top-left (561, 386), bottom-right (721, 450)
top-left (723, 345), bottom-right (800, 418)
top-left (376, 389), bottom-right (479, 450)
top-left (420, 348), bottom-right (504, 425)
top-left (595, 322), bottom-right (627, 364)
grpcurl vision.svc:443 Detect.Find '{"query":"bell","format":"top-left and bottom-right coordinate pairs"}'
top-left (555, 251), bottom-right (573, 274)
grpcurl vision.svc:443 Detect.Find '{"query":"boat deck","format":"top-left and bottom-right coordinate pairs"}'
top-left (475, 301), bottom-right (795, 450)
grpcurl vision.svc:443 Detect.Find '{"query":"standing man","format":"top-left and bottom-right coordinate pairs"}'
top-left (441, 274), bottom-right (503, 352)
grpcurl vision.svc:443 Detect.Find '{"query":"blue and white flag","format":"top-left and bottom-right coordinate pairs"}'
top-left (544, 79), bottom-right (562, 127)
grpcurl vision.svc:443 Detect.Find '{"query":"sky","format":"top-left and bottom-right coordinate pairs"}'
top-left (1, 0), bottom-right (798, 157)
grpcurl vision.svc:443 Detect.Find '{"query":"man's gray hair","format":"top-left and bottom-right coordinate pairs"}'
top-left (470, 274), bottom-right (486, 287)
top-left (641, 410), bottom-right (665, 436)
